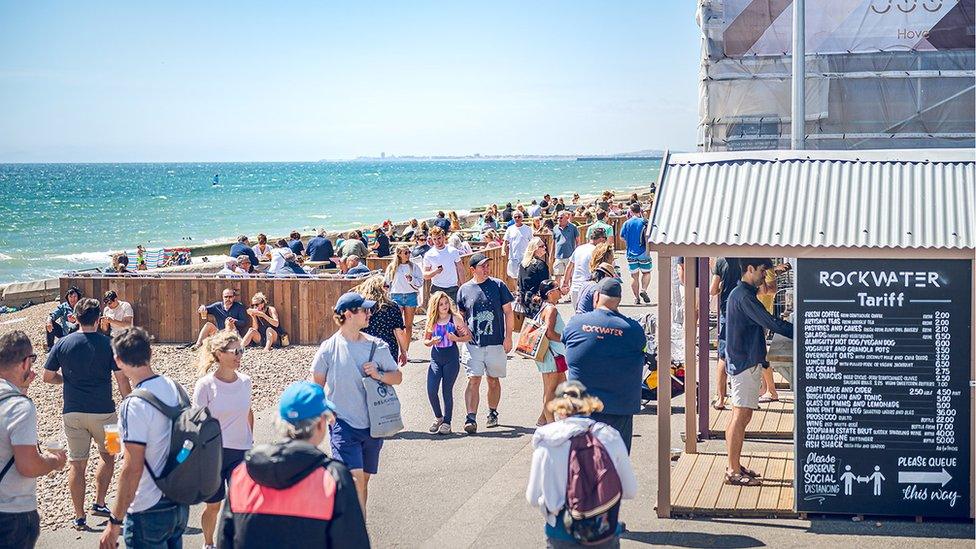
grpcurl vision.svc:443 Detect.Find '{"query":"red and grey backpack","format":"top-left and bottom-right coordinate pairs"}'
top-left (562, 425), bottom-right (623, 545)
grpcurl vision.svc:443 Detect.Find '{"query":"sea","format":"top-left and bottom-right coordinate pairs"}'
top-left (0, 160), bottom-right (659, 284)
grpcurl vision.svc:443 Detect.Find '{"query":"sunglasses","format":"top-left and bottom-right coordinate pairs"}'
top-left (222, 348), bottom-right (244, 356)
top-left (24, 353), bottom-right (37, 364)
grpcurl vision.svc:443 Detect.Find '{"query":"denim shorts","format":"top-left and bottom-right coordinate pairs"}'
top-left (330, 418), bottom-right (384, 474)
top-left (123, 500), bottom-right (189, 549)
top-left (391, 292), bottom-right (418, 308)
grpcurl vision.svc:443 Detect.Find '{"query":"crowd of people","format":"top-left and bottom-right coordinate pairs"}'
top-left (2, 190), bottom-right (802, 547)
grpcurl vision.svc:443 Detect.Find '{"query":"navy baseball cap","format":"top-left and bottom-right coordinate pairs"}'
top-left (469, 253), bottom-right (491, 268)
top-left (596, 277), bottom-right (622, 298)
top-left (334, 291), bottom-right (376, 314)
top-left (279, 381), bottom-right (335, 424)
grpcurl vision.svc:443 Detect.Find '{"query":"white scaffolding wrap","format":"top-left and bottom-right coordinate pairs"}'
top-left (697, 0), bottom-right (975, 151)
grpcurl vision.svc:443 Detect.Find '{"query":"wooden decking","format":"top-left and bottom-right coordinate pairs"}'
top-left (708, 393), bottom-right (794, 439)
top-left (670, 451), bottom-right (797, 518)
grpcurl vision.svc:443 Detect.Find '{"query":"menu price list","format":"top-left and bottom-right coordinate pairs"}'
top-left (796, 259), bottom-right (971, 518)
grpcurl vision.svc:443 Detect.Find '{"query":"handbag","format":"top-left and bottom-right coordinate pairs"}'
top-left (361, 342), bottom-right (404, 438)
top-left (514, 307), bottom-right (550, 362)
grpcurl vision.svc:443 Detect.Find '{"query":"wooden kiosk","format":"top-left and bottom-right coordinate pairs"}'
top-left (647, 149), bottom-right (975, 520)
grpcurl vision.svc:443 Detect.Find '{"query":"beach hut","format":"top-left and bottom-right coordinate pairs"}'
top-left (647, 149), bottom-right (975, 520)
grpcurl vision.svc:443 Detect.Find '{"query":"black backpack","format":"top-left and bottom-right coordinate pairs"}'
top-left (125, 381), bottom-right (223, 505)
top-left (0, 388), bottom-right (30, 486)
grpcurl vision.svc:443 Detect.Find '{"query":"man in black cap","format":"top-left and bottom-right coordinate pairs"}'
top-left (455, 253), bottom-right (514, 434)
top-left (561, 278), bottom-right (646, 452)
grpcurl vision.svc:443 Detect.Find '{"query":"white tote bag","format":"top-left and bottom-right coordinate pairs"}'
top-left (362, 342), bottom-right (404, 438)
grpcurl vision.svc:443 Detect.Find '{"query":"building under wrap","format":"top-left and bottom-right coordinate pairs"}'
top-left (697, 0), bottom-right (975, 151)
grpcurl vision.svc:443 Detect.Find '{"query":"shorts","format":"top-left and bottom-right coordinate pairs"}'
top-left (553, 258), bottom-right (570, 277)
top-left (626, 252), bottom-right (652, 273)
top-left (391, 292), bottom-right (419, 308)
top-left (729, 364), bottom-right (762, 410)
top-left (464, 344), bottom-right (507, 378)
top-left (205, 448), bottom-right (247, 503)
top-left (330, 418), bottom-right (384, 474)
top-left (431, 285), bottom-right (458, 303)
top-left (63, 412), bottom-right (117, 461)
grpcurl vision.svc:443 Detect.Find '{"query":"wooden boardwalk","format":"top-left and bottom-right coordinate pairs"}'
top-left (670, 451), bottom-right (797, 518)
top-left (708, 393), bottom-right (794, 439)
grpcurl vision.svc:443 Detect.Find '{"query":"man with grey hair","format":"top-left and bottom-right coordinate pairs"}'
top-left (217, 381), bottom-right (369, 547)
top-left (344, 255), bottom-right (371, 277)
top-left (0, 331), bottom-right (67, 548)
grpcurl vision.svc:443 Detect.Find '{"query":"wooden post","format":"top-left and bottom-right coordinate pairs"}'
top-left (971, 257), bottom-right (975, 519)
top-left (684, 257), bottom-right (698, 453)
top-left (656, 254), bottom-right (673, 518)
top-left (697, 257), bottom-right (711, 438)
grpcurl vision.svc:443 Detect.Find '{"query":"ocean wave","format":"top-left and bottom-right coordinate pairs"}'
top-left (0, 253), bottom-right (11, 261)
top-left (308, 214), bottom-right (331, 219)
top-left (49, 251), bottom-right (114, 263)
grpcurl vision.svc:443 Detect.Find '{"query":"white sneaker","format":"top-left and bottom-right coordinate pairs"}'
top-left (437, 422), bottom-right (452, 435)
top-left (428, 419), bottom-right (443, 433)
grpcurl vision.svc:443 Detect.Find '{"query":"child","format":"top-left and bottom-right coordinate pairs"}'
top-left (422, 291), bottom-right (471, 435)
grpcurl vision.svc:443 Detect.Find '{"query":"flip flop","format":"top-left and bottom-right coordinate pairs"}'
top-left (758, 394), bottom-right (779, 403)
top-left (725, 471), bottom-right (761, 486)
top-left (711, 396), bottom-right (727, 410)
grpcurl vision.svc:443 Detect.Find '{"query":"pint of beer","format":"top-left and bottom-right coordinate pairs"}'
top-left (104, 424), bottom-right (121, 455)
top-left (199, 307), bottom-right (208, 321)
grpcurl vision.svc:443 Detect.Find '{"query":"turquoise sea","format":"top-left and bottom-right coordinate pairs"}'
top-left (0, 160), bottom-right (659, 284)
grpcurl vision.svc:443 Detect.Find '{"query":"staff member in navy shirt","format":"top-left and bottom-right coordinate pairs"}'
top-left (229, 236), bottom-right (260, 269)
top-left (724, 257), bottom-right (793, 487)
top-left (288, 231), bottom-right (305, 256)
top-left (562, 278), bottom-right (646, 452)
top-left (191, 288), bottom-right (250, 350)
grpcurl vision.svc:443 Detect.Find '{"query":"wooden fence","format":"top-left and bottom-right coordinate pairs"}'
top-left (60, 275), bottom-right (361, 345)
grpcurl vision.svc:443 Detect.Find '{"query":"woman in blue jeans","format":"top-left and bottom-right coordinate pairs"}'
top-left (422, 291), bottom-right (470, 435)
top-left (386, 244), bottom-right (423, 336)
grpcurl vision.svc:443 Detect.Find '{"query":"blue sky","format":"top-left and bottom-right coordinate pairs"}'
top-left (0, 2), bottom-right (701, 162)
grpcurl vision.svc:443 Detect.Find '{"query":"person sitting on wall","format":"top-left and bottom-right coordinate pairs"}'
top-left (191, 288), bottom-right (249, 350)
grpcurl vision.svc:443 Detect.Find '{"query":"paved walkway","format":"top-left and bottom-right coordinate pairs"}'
top-left (39, 255), bottom-right (974, 548)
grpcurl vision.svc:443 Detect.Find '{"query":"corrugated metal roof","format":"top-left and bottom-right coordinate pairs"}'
top-left (648, 149), bottom-right (975, 250)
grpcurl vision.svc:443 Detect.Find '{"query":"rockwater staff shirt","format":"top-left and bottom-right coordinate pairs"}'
top-left (562, 308), bottom-right (646, 416)
top-left (228, 242), bottom-right (259, 268)
top-left (725, 281), bottom-right (793, 375)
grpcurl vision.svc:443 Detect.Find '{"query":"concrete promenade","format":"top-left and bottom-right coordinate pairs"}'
top-left (39, 254), bottom-right (974, 548)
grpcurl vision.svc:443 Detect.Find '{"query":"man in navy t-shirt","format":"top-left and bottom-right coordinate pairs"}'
top-left (229, 236), bottom-right (259, 269)
top-left (305, 231), bottom-right (336, 267)
top-left (562, 278), bottom-right (646, 452)
top-left (191, 288), bottom-right (249, 349)
top-left (43, 298), bottom-right (132, 528)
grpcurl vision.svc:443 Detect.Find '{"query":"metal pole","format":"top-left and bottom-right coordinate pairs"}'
top-left (791, 0), bottom-right (805, 150)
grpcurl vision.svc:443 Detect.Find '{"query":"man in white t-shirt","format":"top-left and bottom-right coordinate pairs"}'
top-left (502, 211), bottom-right (534, 279)
top-left (0, 331), bottom-right (67, 548)
top-left (422, 227), bottom-right (463, 302)
top-left (100, 327), bottom-right (189, 549)
top-left (560, 227), bottom-right (608, 308)
top-left (100, 290), bottom-right (133, 337)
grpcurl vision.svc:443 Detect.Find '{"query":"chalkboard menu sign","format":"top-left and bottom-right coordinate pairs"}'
top-left (796, 258), bottom-right (971, 518)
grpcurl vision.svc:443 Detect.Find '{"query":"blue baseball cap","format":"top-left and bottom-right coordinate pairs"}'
top-left (279, 381), bottom-right (335, 424)
top-left (334, 291), bottom-right (376, 314)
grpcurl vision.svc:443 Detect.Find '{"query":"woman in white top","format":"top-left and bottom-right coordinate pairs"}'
top-left (448, 232), bottom-right (473, 255)
top-left (525, 381), bottom-right (637, 548)
top-left (267, 239), bottom-right (290, 275)
top-left (251, 233), bottom-right (274, 261)
top-left (386, 244), bottom-right (423, 336)
top-left (192, 331), bottom-right (253, 549)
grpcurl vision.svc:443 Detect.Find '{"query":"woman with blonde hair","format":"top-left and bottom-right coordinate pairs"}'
top-left (422, 291), bottom-right (470, 434)
top-left (356, 275), bottom-right (408, 365)
top-left (242, 292), bottom-right (284, 350)
top-left (386, 244), bottom-right (423, 334)
top-left (447, 210), bottom-right (463, 232)
top-left (482, 229), bottom-right (502, 248)
top-left (448, 232), bottom-right (473, 255)
top-left (525, 381), bottom-right (637, 548)
top-left (192, 331), bottom-right (253, 549)
top-left (516, 237), bottom-right (550, 322)
top-left (533, 280), bottom-right (567, 426)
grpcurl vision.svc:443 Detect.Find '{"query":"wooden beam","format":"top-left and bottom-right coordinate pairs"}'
top-left (697, 257), bottom-right (711, 438)
top-left (656, 254), bottom-right (672, 518)
top-left (684, 256), bottom-right (697, 454)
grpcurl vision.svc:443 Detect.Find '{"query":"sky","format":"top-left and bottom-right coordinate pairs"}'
top-left (0, 2), bottom-right (701, 162)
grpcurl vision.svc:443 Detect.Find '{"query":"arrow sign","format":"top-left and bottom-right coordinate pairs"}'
top-left (898, 468), bottom-right (952, 486)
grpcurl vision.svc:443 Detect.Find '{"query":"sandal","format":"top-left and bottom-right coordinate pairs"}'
top-left (741, 466), bottom-right (762, 478)
top-left (725, 471), bottom-right (761, 486)
top-left (758, 394), bottom-right (779, 403)
top-left (711, 396), bottom-right (727, 410)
